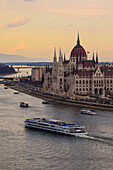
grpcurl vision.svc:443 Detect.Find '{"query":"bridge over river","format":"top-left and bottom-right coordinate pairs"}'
top-left (10, 65), bottom-right (34, 71)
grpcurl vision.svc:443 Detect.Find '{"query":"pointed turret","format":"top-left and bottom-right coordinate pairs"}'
top-left (59, 47), bottom-right (63, 62)
top-left (93, 52), bottom-right (94, 61)
top-left (96, 52), bottom-right (98, 64)
top-left (77, 32), bottom-right (80, 45)
top-left (53, 48), bottom-right (57, 62)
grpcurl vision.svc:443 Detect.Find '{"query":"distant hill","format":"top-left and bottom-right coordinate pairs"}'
top-left (0, 53), bottom-right (51, 62)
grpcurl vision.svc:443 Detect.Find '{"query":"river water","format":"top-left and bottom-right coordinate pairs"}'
top-left (0, 69), bottom-right (113, 170)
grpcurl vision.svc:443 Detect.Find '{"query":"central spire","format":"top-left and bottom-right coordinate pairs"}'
top-left (77, 33), bottom-right (80, 45)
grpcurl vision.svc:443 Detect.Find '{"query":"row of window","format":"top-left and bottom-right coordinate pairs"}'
top-left (94, 85), bottom-right (103, 87)
top-left (94, 80), bottom-right (113, 84)
top-left (105, 75), bottom-right (113, 78)
top-left (76, 79), bottom-right (113, 85)
top-left (106, 88), bottom-right (113, 91)
top-left (94, 80), bottom-right (103, 84)
top-left (105, 80), bottom-right (113, 84)
top-left (76, 85), bottom-right (92, 87)
top-left (76, 80), bottom-right (92, 84)
top-left (76, 88), bottom-right (92, 92)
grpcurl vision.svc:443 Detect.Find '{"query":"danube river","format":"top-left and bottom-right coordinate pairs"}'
top-left (0, 70), bottom-right (113, 170)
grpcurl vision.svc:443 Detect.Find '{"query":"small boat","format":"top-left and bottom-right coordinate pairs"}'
top-left (20, 102), bottom-right (29, 107)
top-left (42, 101), bottom-right (50, 104)
top-left (14, 91), bottom-right (19, 94)
top-left (24, 118), bottom-right (88, 136)
top-left (80, 109), bottom-right (97, 115)
top-left (4, 86), bottom-right (8, 89)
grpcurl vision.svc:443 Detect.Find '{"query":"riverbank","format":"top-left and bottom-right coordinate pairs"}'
top-left (7, 85), bottom-right (113, 111)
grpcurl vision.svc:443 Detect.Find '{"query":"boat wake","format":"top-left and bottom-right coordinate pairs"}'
top-left (79, 135), bottom-right (113, 145)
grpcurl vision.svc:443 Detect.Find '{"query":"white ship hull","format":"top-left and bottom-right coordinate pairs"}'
top-left (24, 118), bottom-right (88, 136)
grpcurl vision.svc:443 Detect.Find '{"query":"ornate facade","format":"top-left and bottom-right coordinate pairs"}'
top-left (43, 34), bottom-right (113, 97)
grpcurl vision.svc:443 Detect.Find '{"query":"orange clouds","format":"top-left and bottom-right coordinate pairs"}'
top-left (12, 44), bottom-right (30, 51)
top-left (48, 45), bottom-right (55, 49)
top-left (8, 17), bottom-right (31, 28)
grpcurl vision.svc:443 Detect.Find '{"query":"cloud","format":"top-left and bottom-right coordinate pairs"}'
top-left (12, 44), bottom-right (30, 51)
top-left (48, 45), bottom-right (55, 49)
top-left (99, 46), bottom-right (110, 50)
top-left (8, 17), bottom-right (31, 28)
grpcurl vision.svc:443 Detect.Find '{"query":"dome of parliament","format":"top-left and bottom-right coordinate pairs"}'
top-left (70, 34), bottom-right (87, 59)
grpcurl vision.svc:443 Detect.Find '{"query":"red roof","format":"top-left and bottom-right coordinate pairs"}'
top-left (70, 44), bottom-right (87, 58)
top-left (100, 66), bottom-right (113, 71)
top-left (75, 71), bottom-right (93, 76)
top-left (83, 61), bottom-right (95, 67)
top-left (104, 71), bottom-right (113, 75)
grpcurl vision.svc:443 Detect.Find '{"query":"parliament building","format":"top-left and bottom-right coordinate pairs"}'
top-left (43, 34), bottom-right (113, 97)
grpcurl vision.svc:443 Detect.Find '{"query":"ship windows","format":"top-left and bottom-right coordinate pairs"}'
top-left (51, 125), bottom-right (55, 127)
top-left (38, 123), bottom-right (49, 126)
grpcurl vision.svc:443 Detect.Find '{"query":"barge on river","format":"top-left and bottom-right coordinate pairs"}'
top-left (24, 118), bottom-right (88, 136)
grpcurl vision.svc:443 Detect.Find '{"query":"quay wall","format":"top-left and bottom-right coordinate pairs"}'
top-left (8, 85), bottom-right (113, 111)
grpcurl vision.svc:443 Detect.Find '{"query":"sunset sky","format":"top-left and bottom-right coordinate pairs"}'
top-left (0, 0), bottom-right (113, 62)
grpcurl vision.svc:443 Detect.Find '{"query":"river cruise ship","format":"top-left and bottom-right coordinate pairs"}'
top-left (24, 118), bottom-right (88, 136)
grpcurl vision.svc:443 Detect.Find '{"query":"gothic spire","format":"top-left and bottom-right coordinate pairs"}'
top-left (96, 52), bottom-right (98, 64)
top-left (59, 47), bottom-right (61, 57)
top-left (53, 48), bottom-right (57, 62)
top-left (93, 52), bottom-right (94, 61)
top-left (59, 47), bottom-right (63, 62)
top-left (77, 32), bottom-right (80, 45)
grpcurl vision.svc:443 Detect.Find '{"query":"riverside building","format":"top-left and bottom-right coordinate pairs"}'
top-left (31, 66), bottom-right (47, 82)
top-left (42, 34), bottom-right (113, 97)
